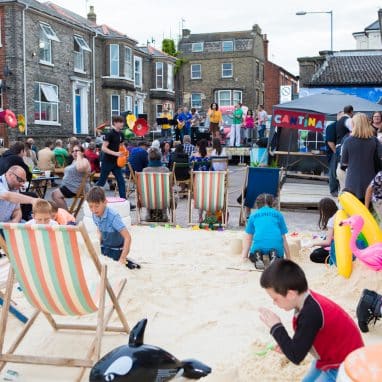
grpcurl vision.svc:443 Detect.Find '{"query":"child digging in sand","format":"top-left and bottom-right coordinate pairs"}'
top-left (241, 193), bottom-right (290, 269)
top-left (86, 186), bottom-right (139, 269)
top-left (259, 259), bottom-right (364, 382)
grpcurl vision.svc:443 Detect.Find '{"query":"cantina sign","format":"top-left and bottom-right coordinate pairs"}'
top-left (272, 108), bottom-right (325, 132)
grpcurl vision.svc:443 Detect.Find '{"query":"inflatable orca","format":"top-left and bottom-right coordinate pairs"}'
top-left (89, 319), bottom-right (211, 381)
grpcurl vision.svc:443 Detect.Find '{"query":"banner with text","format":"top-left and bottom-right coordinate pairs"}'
top-left (272, 108), bottom-right (325, 132)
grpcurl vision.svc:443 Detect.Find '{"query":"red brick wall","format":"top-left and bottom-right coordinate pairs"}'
top-left (264, 61), bottom-right (297, 114)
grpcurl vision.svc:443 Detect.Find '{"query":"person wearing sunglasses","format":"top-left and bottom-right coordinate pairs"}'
top-left (0, 165), bottom-right (40, 223)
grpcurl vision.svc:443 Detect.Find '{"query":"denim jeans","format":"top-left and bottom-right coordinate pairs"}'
top-left (328, 153), bottom-right (339, 194)
top-left (258, 124), bottom-right (266, 139)
top-left (302, 361), bottom-right (338, 382)
top-left (96, 160), bottom-right (126, 199)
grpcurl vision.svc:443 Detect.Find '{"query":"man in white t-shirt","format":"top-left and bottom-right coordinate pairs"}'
top-left (257, 105), bottom-right (268, 139)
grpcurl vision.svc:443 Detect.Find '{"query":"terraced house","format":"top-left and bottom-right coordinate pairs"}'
top-left (0, 0), bottom-right (175, 144)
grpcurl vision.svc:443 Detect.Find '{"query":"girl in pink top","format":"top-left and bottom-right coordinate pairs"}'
top-left (244, 109), bottom-right (255, 145)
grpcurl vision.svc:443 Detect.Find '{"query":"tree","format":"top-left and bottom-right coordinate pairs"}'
top-left (162, 39), bottom-right (177, 57)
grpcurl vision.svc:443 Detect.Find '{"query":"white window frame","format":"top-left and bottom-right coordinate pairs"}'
top-left (191, 64), bottom-right (201, 79)
top-left (156, 104), bottom-right (163, 118)
top-left (110, 44), bottom-right (119, 77)
top-left (191, 93), bottom-right (202, 109)
top-left (39, 22), bottom-right (60, 65)
top-left (191, 42), bottom-right (204, 52)
top-left (34, 82), bottom-right (59, 124)
top-left (233, 90), bottom-right (243, 105)
top-left (156, 62), bottom-right (164, 89)
top-left (167, 63), bottom-right (174, 91)
top-left (73, 36), bottom-right (91, 72)
top-left (39, 23), bottom-right (60, 42)
top-left (110, 95), bottom-right (120, 121)
top-left (134, 56), bottom-right (142, 88)
top-left (124, 95), bottom-right (133, 113)
top-left (215, 90), bottom-right (242, 106)
top-left (39, 32), bottom-right (52, 64)
top-left (222, 40), bottom-right (234, 52)
top-left (124, 46), bottom-right (133, 79)
top-left (221, 63), bottom-right (233, 78)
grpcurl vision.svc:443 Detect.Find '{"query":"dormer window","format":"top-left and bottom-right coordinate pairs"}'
top-left (192, 42), bottom-right (203, 52)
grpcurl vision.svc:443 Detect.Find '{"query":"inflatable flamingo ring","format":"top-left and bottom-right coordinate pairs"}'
top-left (340, 215), bottom-right (382, 271)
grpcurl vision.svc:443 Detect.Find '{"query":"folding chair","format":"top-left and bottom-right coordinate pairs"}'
top-left (126, 162), bottom-right (136, 197)
top-left (0, 223), bottom-right (130, 381)
top-left (69, 172), bottom-right (89, 218)
top-left (172, 162), bottom-right (191, 198)
top-left (188, 170), bottom-right (228, 226)
top-left (239, 166), bottom-right (281, 225)
top-left (135, 172), bottom-right (176, 224)
top-left (0, 257), bottom-right (28, 323)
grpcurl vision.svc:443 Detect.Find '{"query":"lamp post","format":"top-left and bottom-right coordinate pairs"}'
top-left (378, 9), bottom-right (382, 44)
top-left (296, 10), bottom-right (333, 51)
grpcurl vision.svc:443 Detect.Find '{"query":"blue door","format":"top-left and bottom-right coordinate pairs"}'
top-left (75, 92), bottom-right (81, 134)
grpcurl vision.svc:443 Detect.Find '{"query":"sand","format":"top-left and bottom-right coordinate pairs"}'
top-left (1, 226), bottom-right (382, 382)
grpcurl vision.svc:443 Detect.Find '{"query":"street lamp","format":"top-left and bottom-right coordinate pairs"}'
top-left (296, 10), bottom-right (333, 51)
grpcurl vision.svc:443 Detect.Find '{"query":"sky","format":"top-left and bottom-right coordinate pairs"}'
top-left (51, 0), bottom-right (382, 75)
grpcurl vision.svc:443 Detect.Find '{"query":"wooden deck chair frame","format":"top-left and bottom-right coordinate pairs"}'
top-left (69, 172), bottom-right (89, 218)
top-left (188, 170), bottom-right (229, 227)
top-left (126, 162), bottom-right (136, 197)
top-left (0, 223), bottom-right (130, 381)
top-left (171, 162), bottom-right (191, 199)
top-left (135, 172), bottom-right (176, 225)
top-left (239, 166), bottom-right (282, 226)
top-left (0, 258), bottom-right (28, 324)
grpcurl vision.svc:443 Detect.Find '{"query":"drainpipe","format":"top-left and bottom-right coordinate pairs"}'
top-left (92, 32), bottom-right (99, 137)
top-left (21, 1), bottom-right (30, 135)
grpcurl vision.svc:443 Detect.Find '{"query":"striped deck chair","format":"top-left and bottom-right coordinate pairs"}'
top-left (188, 170), bottom-right (228, 226)
top-left (135, 172), bottom-right (176, 224)
top-left (0, 223), bottom-right (129, 382)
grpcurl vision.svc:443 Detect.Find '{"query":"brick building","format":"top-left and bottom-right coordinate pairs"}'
top-left (263, 36), bottom-right (298, 113)
top-left (177, 25), bottom-right (266, 112)
top-left (0, 1), bottom-right (175, 145)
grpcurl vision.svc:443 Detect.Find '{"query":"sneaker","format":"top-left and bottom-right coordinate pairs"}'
top-left (249, 251), bottom-right (265, 270)
top-left (356, 289), bottom-right (382, 333)
top-left (268, 249), bottom-right (277, 265)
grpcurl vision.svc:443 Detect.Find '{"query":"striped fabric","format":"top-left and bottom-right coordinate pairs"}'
top-left (136, 172), bottom-right (171, 209)
top-left (193, 171), bottom-right (226, 213)
top-left (0, 223), bottom-right (97, 316)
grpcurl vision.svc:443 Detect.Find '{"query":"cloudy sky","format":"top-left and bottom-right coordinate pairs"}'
top-left (52, 0), bottom-right (381, 74)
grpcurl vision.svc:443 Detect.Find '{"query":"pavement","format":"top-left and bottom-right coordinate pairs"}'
top-left (45, 165), bottom-right (320, 233)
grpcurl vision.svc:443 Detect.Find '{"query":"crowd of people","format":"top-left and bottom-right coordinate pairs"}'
top-left (0, 106), bottom-right (381, 380)
top-left (158, 102), bottom-right (268, 147)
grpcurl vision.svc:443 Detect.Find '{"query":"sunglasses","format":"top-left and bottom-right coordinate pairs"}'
top-left (73, 149), bottom-right (81, 152)
top-left (11, 172), bottom-right (26, 183)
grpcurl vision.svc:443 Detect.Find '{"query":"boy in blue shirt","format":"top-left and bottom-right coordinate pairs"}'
top-left (241, 193), bottom-right (290, 269)
top-left (86, 186), bottom-right (139, 269)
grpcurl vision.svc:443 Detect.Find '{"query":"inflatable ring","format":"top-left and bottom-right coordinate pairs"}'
top-left (339, 192), bottom-right (382, 245)
top-left (4, 109), bottom-right (17, 128)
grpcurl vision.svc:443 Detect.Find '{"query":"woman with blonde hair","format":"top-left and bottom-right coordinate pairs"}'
top-left (341, 112), bottom-right (382, 202)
